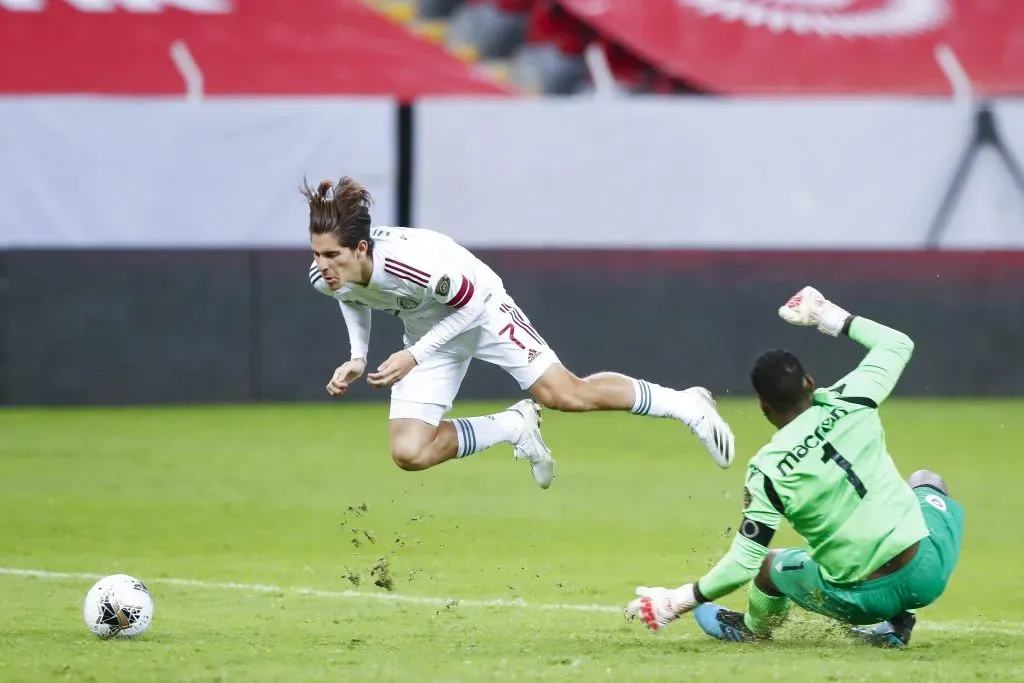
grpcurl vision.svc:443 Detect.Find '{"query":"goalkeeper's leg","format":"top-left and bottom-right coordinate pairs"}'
top-left (850, 469), bottom-right (963, 648)
top-left (745, 553), bottom-right (791, 635)
top-left (693, 550), bottom-right (790, 642)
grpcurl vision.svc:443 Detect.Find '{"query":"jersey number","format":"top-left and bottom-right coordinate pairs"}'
top-left (499, 323), bottom-right (526, 349)
top-left (821, 443), bottom-right (867, 498)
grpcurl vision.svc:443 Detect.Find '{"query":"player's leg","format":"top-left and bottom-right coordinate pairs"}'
top-left (907, 468), bottom-right (949, 495)
top-left (695, 546), bottom-right (890, 643)
top-left (386, 346), bottom-right (471, 470)
top-left (693, 549), bottom-right (791, 642)
top-left (530, 364), bottom-right (734, 467)
top-left (474, 296), bottom-right (735, 468)
top-left (851, 470), bottom-right (964, 647)
top-left (387, 415), bottom-right (455, 471)
top-left (907, 471), bottom-right (964, 581)
top-left (388, 334), bottom-right (552, 487)
top-left (389, 406), bottom-right (542, 471)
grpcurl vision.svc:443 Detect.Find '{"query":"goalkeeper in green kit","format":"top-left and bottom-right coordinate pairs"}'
top-left (624, 286), bottom-right (964, 648)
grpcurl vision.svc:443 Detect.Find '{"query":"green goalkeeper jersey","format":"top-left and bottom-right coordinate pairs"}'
top-left (699, 317), bottom-right (928, 598)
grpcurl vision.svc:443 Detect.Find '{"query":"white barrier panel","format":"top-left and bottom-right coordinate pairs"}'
top-left (415, 98), bottom-right (1024, 249)
top-left (0, 98), bottom-right (396, 248)
top-left (947, 100), bottom-right (1024, 248)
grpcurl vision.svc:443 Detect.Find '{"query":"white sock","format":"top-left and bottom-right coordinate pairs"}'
top-left (450, 412), bottom-right (522, 458)
top-left (630, 379), bottom-right (694, 422)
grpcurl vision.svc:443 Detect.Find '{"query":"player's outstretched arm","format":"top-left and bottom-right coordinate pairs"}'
top-left (625, 468), bottom-right (781, 632)
top-left (779, 286), bottom-right (914, 408)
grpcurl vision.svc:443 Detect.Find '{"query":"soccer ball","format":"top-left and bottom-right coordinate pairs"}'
top-left (82, 574), bottom-right (154, 638)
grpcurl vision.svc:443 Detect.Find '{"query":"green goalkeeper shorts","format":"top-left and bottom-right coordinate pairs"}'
top-left (769, 487), bottom-right (965, 626)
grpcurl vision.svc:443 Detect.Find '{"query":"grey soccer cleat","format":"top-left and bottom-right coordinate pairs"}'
top-left (849, 612), bottom-right (916, 648)
top-left (682, 387), bottom-right (735, 469)
top-left (506, 399), bottom-right (554, 489)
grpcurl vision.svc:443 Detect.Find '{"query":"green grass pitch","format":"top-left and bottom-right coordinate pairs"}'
top-left (1, 399), bottom-right (1021, 682)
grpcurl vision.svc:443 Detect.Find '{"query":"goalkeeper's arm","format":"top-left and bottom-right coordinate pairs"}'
top-left (832, 316), bottom-right (915, 408)
top-left (695, 468), bottom-right (781, 602)
top-left (624, 468), bottom-right (782, 630)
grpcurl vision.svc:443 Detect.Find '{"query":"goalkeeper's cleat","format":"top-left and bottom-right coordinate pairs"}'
top-left (849, 612), bottom-right (916, 649)
top-left (507, 399), bottom-right (554, 489)
top-left (681, 388), bottom-right (735, 469)
top-left (694, 604), bottom-right (764, 643)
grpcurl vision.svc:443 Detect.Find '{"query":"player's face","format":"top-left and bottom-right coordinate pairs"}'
top-left (311, 233), bottom-right (366, 289)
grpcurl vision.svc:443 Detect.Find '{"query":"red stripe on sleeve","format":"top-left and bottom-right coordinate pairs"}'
top-left (448, 278), bottom-right (475, 309)
top-left (446, 276), bottom-right (470, 307)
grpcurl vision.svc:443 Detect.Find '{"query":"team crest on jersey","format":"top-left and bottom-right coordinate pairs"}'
top-left (398, 296), bottom-right (421, 310)
top-left (743, 486), bottom-right (752, 510)
top-left (435, 275), bottom-right (451, 297)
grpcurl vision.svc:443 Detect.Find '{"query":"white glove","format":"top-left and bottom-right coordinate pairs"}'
top-left (778, 286), bottom-right (850, 337)
top-left (624, 584), bottom-right (699, 631)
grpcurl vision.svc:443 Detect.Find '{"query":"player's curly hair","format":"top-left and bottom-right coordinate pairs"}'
top-left (301, 176), bottom-right (374, 254)
top-left (751, 349), bottom-right (809, 412)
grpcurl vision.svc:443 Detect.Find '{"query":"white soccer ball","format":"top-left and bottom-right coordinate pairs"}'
top-left (82, 574), bottom-right (154, 638)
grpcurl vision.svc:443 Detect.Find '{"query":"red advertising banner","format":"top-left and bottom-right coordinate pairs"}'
top-left (559, 0), bottom-right (1024, 95)
top-left (0, 0), bottom-right (508, 97)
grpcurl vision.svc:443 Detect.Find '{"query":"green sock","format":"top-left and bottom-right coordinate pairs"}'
top-left (743, 583), bottom-right (789, 636)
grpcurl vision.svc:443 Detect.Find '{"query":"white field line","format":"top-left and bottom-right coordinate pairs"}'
top-left (2, 567), bottom-right (1021, 637)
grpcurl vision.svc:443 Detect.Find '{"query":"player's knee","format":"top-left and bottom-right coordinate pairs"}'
top-left (389, 442), bottom-right (431, 471)
top-left (757, 550), bottom-right (779, 580)
top-left (907, 469), bottom-right (949, 495)
top-left (755, 550), bottom-right (784, 596)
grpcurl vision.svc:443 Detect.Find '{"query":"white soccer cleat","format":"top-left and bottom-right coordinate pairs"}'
top-left (507, 398), bottom-right (554, 489)
top-left (681, 387), bottom-right (735, 469)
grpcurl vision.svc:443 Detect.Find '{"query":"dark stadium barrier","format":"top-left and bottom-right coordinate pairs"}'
top-left (2, 249), bottom-right (1022, 405)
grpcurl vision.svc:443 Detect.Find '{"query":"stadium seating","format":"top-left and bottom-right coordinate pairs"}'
top-left (373, 0), bottom-right (1024, 96)
top-left (369, 0), bottom-right (678, 95)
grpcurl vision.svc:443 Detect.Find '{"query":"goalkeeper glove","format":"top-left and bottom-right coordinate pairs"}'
top-left (778, 286), bottom-right (850, 337)
top-left (625, 584), bottom-right (699, 631)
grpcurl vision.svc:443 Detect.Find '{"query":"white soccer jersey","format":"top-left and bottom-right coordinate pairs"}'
top-left (310, 226), bottom-right (559, 420)
top-left (309, 227), bottom-right (504, 339)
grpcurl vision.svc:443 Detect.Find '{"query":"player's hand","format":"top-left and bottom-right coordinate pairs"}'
top-left (624, 584), bottom-right (699, 632)
top-left (367, 350), bottom-right (417, 389)
top-left (778, 285), bottom-right (850, 337)
top-left (326, 359), bottom-right (366, 397)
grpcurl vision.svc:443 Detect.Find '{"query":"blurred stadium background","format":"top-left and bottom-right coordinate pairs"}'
top-left (3, 3), bottom-right (1024, 680)
top-left (1, 0), bottom-right (1023, 407)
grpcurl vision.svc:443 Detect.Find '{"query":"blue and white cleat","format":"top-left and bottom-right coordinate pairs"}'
top-left (693, 603), bottom-right (762, 643)
top-left (849, 612), bottom-right (916, 648)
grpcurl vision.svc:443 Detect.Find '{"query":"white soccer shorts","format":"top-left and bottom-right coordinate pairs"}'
top-left (389, 293), bottom-right (559, 425)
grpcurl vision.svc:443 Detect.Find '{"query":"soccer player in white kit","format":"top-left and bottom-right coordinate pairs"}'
top-left (306, 177), bottom-right (735, 488)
